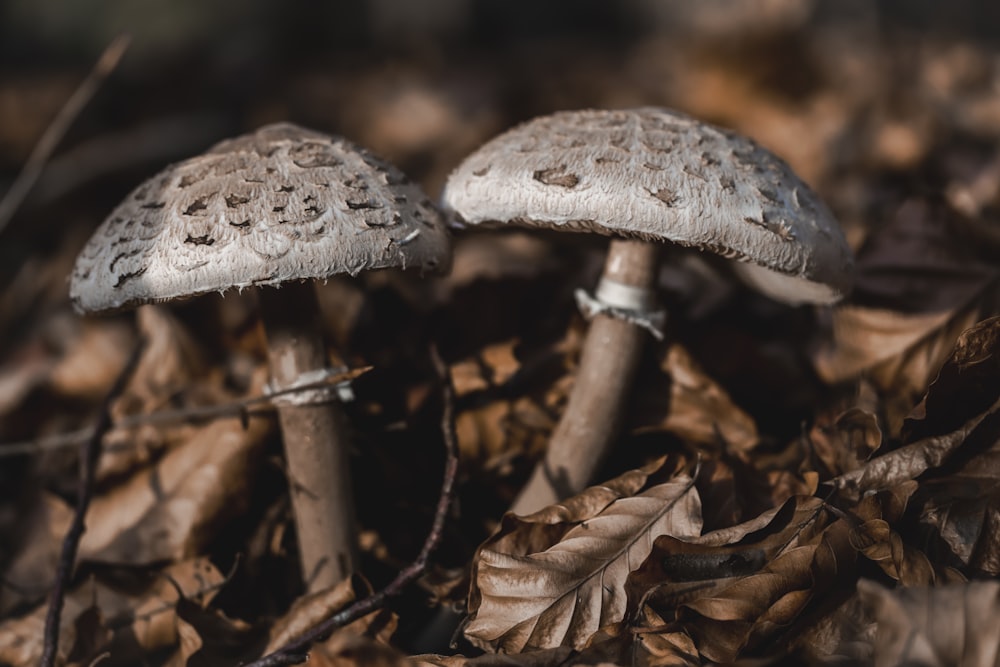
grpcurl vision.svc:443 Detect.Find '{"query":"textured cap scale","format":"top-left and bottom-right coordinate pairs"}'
top-left (442, 107), bottom-right (853, 304)
top-left (70, 123), bottom-right (451, 313)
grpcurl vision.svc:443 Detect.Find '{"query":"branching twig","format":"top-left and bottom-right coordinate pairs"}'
top-left (40, 337), bottom-right (145, 667)
top-left (243, 347), bottom-right (459, 667)
top-left (0, 366), bottom-right (372, 458)
top-left (0, 34), bottom-right (130, 236)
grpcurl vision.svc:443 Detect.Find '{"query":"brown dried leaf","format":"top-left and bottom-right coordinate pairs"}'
top-left (305, 610), bottom-right (400, 667)
top-left (630, 497), bottom-right (852, 664)
top-left (631, 344), bottom-right (758, 456)
top-left (813, 200), bottom-right (1000, 433)
top-left (98, 304), bottom-right (217, 479)
top-left (265, 576), bottom-right (365, 652)
top-left (828, 404), bottom-right (1000, 504)
top-left (910, 418), bottom-right (1000, 575)
top-left (79, 416), bottom-right (272, 565)
top-left (857, 578), bottom-right (1000, 667)
top-left (850, 519), bottom-right (955, 587)
top-left (451, 338), bottom-right (563, 470)
top-left (48, 317), bottom-right (134, 400)
top-left (0, 558), bottom-right (223, 666)
top-left (814, 305), bottom-right (982, 433)
top-left (629, 497), bottom-right (836, 610)
top-left (164, 595), bottom-right (255, 666)
top-left (412, 648), bottom-right (576, 667)
top-left (0, 491), bottom-right (73, 614)
top-left (807, 407), bottom-right (882, 478)
top-left (903, 316), bottom-right (1000, 442)
top-left (464, 458), bottom-right (701, 653)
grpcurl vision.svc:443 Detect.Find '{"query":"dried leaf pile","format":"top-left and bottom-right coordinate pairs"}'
top-left (3, 4), bottom-right (1000, 666)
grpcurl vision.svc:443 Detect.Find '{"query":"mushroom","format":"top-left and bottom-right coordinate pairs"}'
top-left (442, 107), bottom-right (853, 514)
top-left (70, 122), bottom-right (451, 590)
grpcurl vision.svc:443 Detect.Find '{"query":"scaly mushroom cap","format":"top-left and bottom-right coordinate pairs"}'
top-left (70, 123), bottom-right (451, 313)
top-left (442, 107), bottom-right (853, 304)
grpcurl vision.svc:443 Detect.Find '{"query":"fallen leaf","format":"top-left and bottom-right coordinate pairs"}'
top-left (79, 415), bottom-right (272, 565)
top-left (814, 305), bottom-right (981, 433)
top-left (813, 200), bottom-right (1000, 434)
top-left (0, 490), bottom-right (73, 614)
top-left (0, 557), bottom-right (223, 666)
top-left (265, 576), bottom-right (366, 653)
top-left (412, 648), bottom-right (575, 667)
top-left (631, 344), bottom-right (759, 457)
top-left (629, 497), bottom-right (854, 664)
top-left (857, 578), bottom-right (1000, 667)
top-left (828, 403), bottom-right (1000, 504)
top-left (464, 458), bottom-right (701, 653)
top-left (903, 316), bottom-right (1000, 442)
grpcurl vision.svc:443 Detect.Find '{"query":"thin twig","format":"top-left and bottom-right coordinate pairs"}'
top-left (243, 347), bottom-right (459, 667)
top-left (40, 337), bottom-right (145, 667)
top-left (0, 34), bottom-right (131, 236)
top-left (0, 366), bottom-right (372, 458)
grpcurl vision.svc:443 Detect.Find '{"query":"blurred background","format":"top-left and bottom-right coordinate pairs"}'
top-left (3, 0), bottom-right (1000, 465)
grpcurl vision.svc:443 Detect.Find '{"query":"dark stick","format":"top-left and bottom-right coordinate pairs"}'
top-left (0, 34), bottom-right (130, 236)
top-left (39, 338), bottom-right (145, 667)
top-left (0, 366), bottom-right (371, 459)
top-left (243, 347), bottom-right (459, 667)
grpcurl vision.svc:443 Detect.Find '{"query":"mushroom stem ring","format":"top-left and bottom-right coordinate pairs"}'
top-left (574, 278), bottom-right (667, 340)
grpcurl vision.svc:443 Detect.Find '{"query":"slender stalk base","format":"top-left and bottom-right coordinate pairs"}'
top-left (258, 283), bottom-right (358, 591)
top-left (511, 239), bottom-right (660, 515)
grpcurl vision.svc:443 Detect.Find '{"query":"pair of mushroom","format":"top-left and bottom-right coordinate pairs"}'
top-left (70, 108), bottom-right (852, 591)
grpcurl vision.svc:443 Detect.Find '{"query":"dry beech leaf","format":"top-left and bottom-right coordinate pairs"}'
top-left (857, 578), bottom-right (1000, 667)
top-left (261, 575), bottom-right (401, 667)
top-left (903, 315), bottom-right (1000, 443)
top-left (464, 457), bottom-right (701, 653)
top-left (78, 416), bottom-right (272, 565)
top-left (631, 344), bottom-right (758, 456)
top-left (164, 594), bottom-right (255, 666)
top-left (412, 647), bottom-right (576, 667)
top-left (828, 317), bottom-right (1000, 504)
top-left (629, 497), bottom-right (851, 664)
top-left (48, 317), bottom-right (135, 400)
top-left (814, 305), bottom-right (982, 433)
top-left (828, 403), bottom-right (1000, 504)
top-left (814, 200), bottom-right (1000, 433)
top-left (302, 610), bottom-right (400, 667)
top-left (628, 497), bottom-right (837, 613)
top-left (451, 338), bottom-right (564, 470)
top-left (807, 407), bottom-right (882, 478)
top-left (849, 519), bottom-right (958, 587)
top-left (910, 416), bottom-right (1000, 575)
top-left (0, 491), bottom-right (73, 615)
top-left (265, 576), bottom-right (366, 652)
top-left (0, 558), bottom-right (223, 666)
top-left (98, 304), bottom-right (220, 480)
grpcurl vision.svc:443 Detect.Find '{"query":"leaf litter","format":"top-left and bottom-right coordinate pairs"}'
top-left (4, 8), bottom-right (1000, 667)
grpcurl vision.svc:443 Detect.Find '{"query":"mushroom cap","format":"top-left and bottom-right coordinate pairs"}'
top-left (442, 107), bottom-right (853, 304)
top-left (70, 123), bottom-right (451, 313)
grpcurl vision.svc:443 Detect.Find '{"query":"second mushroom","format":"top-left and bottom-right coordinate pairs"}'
top-left (442, 107), bottom-right (854, 514)
top-left (70, 123), bottom-right (452, 591)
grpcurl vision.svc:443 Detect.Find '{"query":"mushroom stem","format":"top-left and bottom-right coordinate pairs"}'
top-left (258, 282), bottom-right (358, 591)
top-left (511, 238), bottom-right (660, 514)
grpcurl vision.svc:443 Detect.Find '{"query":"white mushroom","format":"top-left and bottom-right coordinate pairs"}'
top-left (71, 122), bottom-right (452, 591)
top-left (442, 107), bottom-right (853, 514)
